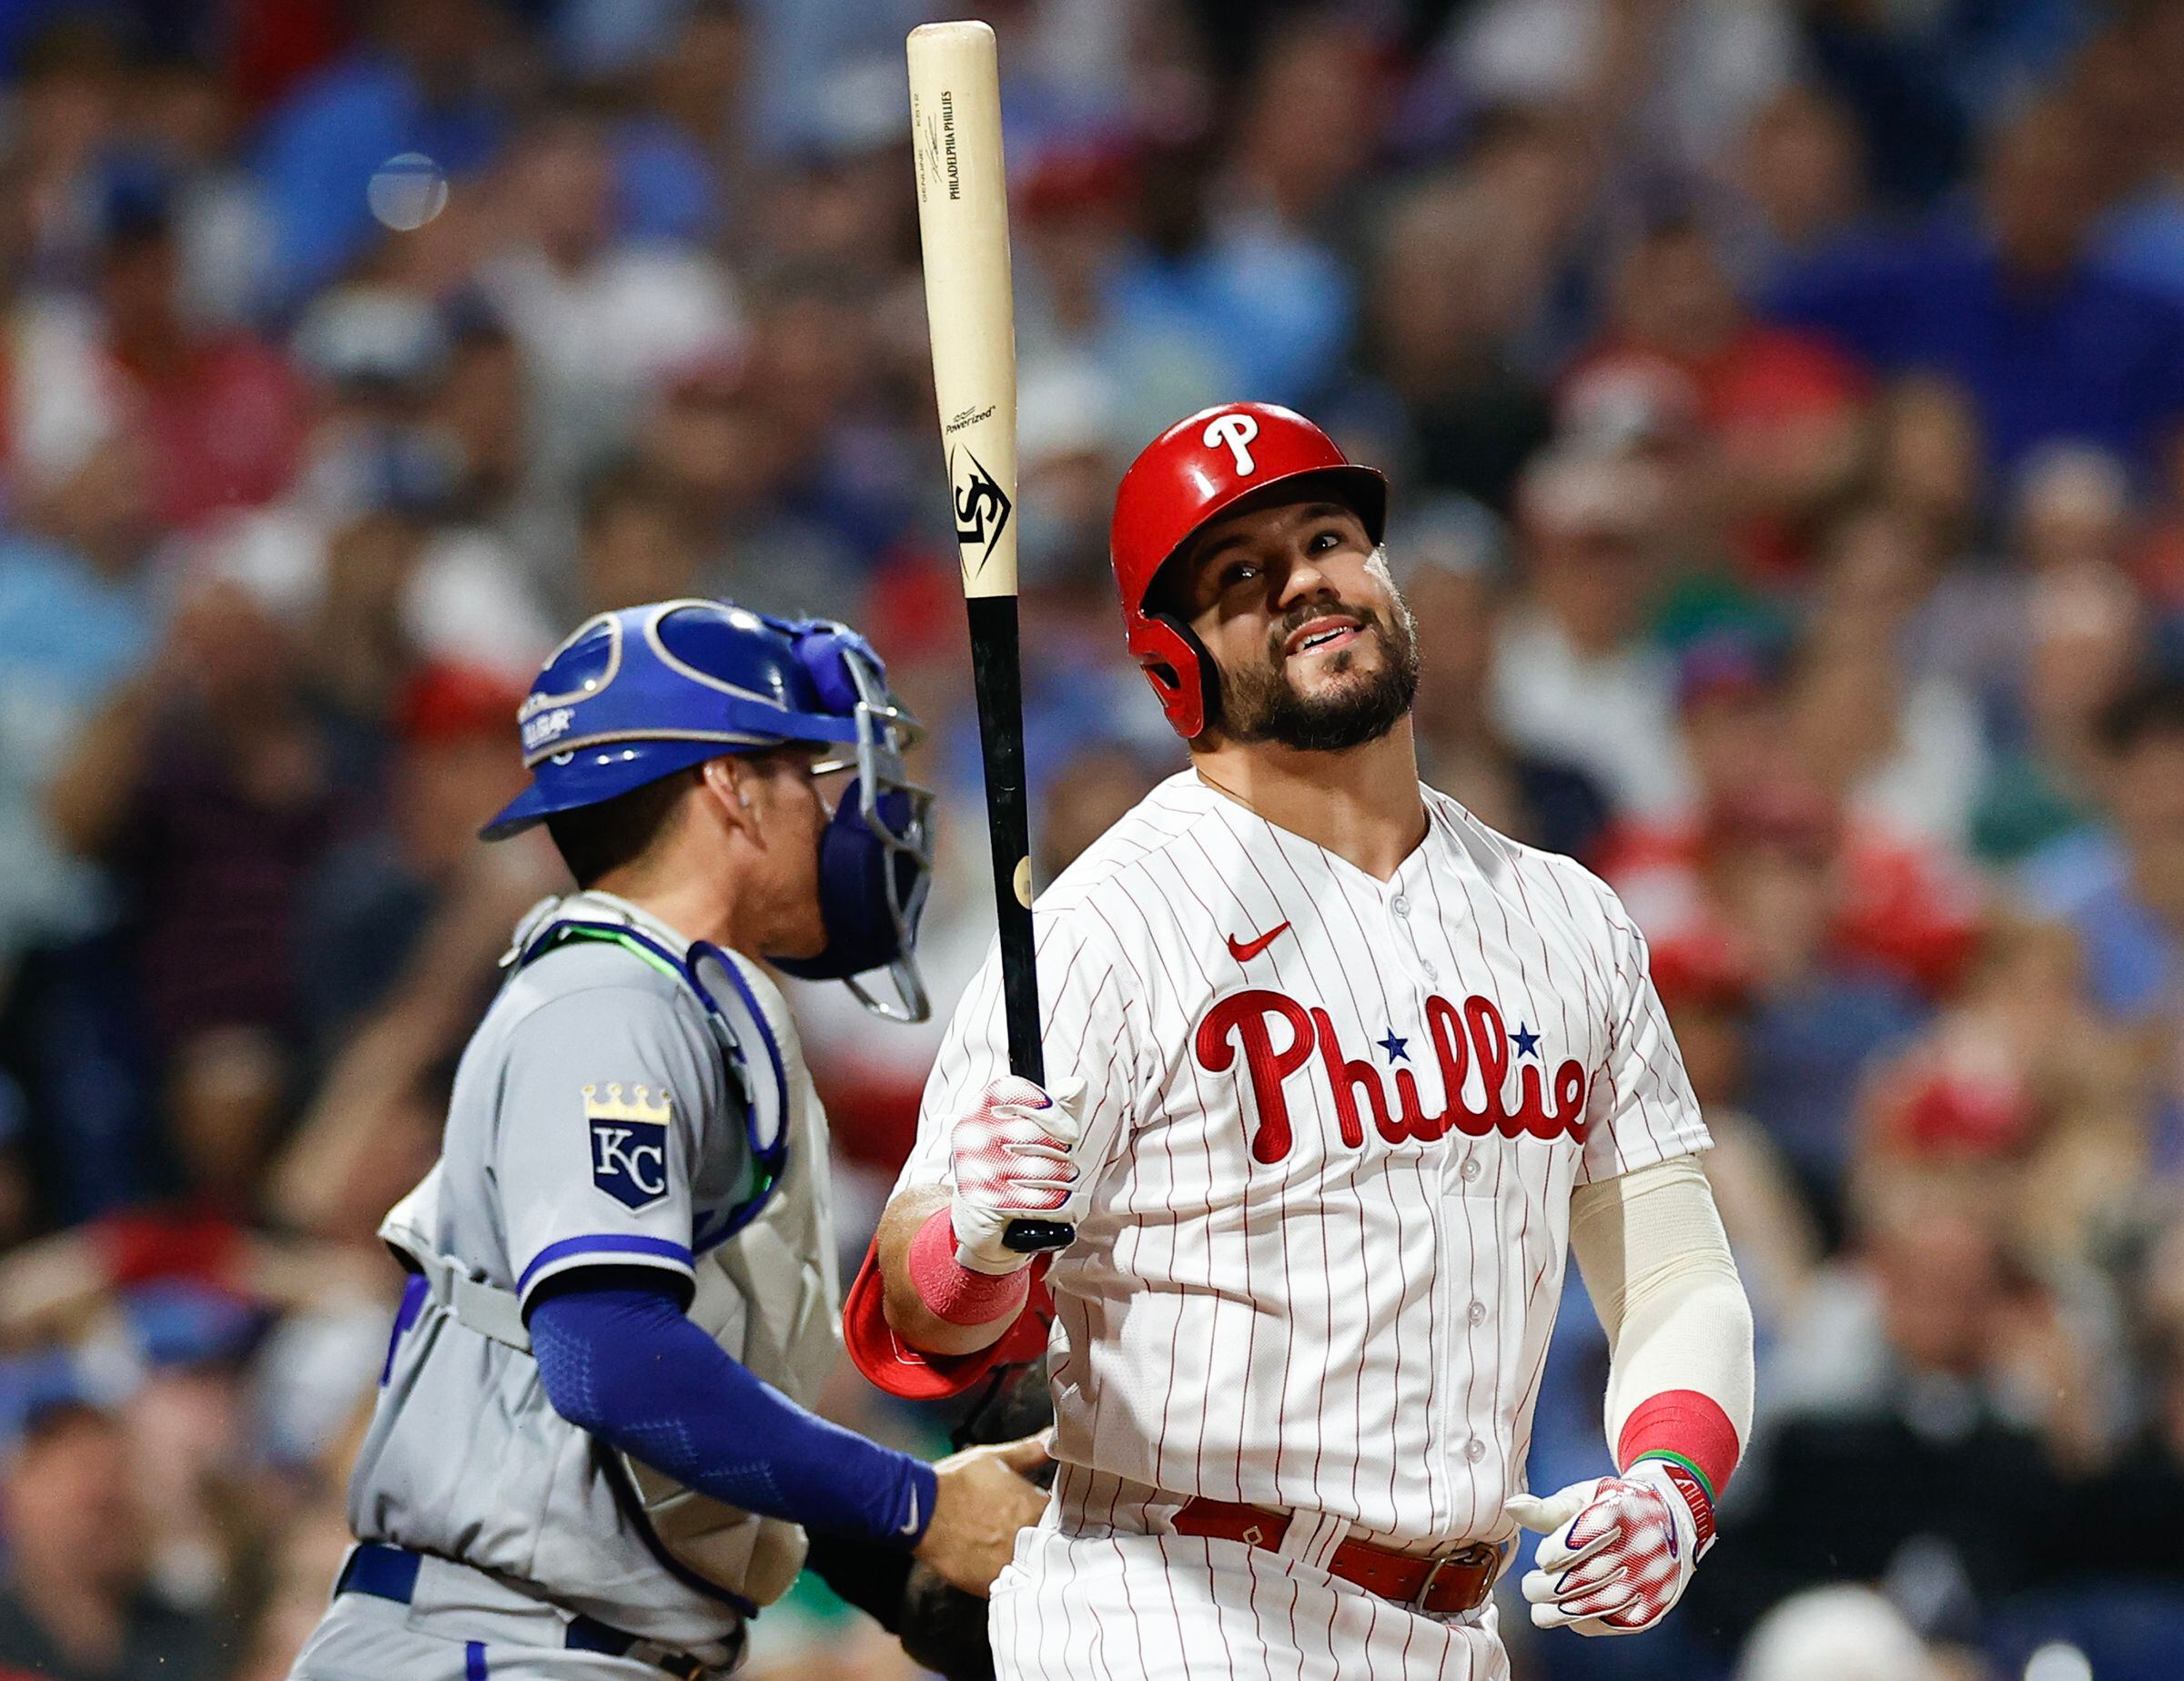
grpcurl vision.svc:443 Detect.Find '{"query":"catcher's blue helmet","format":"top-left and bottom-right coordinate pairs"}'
top-left (483, 598), bottom-right (935, 1019)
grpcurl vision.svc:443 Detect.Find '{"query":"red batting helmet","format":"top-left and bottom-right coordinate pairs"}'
top-left (1110, 401), bottom-right (1387, 738)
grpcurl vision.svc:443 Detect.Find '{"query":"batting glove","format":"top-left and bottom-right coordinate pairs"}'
top-left (948, 1076), bottom-right (1087, 1274)
top-left (1503, 1459), bottom-right (1715, 1636)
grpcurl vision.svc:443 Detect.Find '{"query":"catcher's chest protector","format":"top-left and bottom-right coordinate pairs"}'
top-left (379, 892), bottom-right (843, 1608)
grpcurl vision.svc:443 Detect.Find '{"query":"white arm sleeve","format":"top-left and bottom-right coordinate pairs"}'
top-left (1568, 1154), bottom-right (1755, 1463)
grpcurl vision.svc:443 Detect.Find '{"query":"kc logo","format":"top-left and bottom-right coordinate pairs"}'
top-left (1203, 411), bottom-right (1259, 476)
top-left (585, 1082), bottom-right (672, 1210)
top-left (1194, 989), bottom-right (1591, 1164)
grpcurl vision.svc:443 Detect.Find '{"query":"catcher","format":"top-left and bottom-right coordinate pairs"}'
top-left (289, 599), bottom-right (1046, 1681)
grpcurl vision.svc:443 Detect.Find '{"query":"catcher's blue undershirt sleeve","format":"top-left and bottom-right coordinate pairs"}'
top-left (528, 1273), bottom-right (936, 1548)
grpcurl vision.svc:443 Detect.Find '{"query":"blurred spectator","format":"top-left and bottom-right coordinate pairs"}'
top-left (1601, 677), bottom-right (1987, 1228)
top-left (2021, 675), bottom-right (2184, 1031)
top-left (611, 2), bottom-right (753, 246)
top-left (47, 582), bottom-right (344, 1056)
top-left (254, 0), bottom-right (513, 301)
top-left (294, 662), bottom-right (535, 1041)
top-left (1399, 501), bottom-right (1611, 860)
top-left (128, 55), bottom-right (278, 329)
top-left (633, 348), bottom-right (870, 623)
top-left (1015, 141), bottom-right (1232, 447)
top-left (1972, 557), bottom-right (2143, 863)
top-left (1105, 111), bottom-right (1354, 413)
top-left (478, 102), bottom-right (742, 490)
top-left (1729, 85), bottom-right (1872, 283)
top-left (1769, 97), bottom-right (2184, 474)
top-left (1705, 1175), bottom-right (2106, 1639)
top-left (1562, 214), bottom-right (1867, 585)
top-left (1490, 448), bottom-right (1691, 816)
top-left (0, 1397), bottom-right (220, 1679)
top-left (207, 420), bottom-right (551, 687)
top-left (1734, 1584), bottom-right (1939, 1681)
top-left (573, 458), bottom-right (703, 613)
top-left (1442, 0), bottom-right (1793, 175)
top-left (2020, 674), bottom-right (2184, 1180)
top-left (421, 300), bottom-right (567, 590)
top-left (120, 1282), bottom-right (268, 1617)
top-left (0, 427), bottom-right (160, 969)
top-left (1367, 145), bottom-right (1558, 512)
top-left (79, 162), bottom-right (308, 530)
top-left (1792, 507), bottom-right (1988, 848)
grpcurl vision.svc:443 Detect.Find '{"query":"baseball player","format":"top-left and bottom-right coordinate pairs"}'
top-left (843, 407), bottom-right (1757, 1678)
top-left (290, 599), bottom-right (1047, 1681)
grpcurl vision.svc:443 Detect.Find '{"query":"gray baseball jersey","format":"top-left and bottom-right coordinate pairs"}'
top-left (346, 896), bottom-right (759, 1656)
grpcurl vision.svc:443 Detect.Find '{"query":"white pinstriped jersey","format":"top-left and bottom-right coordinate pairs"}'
top-left (899, 771), bottom-right (1709, 1551)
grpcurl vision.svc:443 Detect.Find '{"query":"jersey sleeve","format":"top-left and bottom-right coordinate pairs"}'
top-left (897, 902), bottom-right (1146, 1196)
top-left (493, 985), bottom-right (723, 1314)
top-left (1578, 901), bottom-right (1713, 1187)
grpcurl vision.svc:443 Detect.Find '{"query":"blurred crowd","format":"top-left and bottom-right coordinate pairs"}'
top-left (2, 0), bottom-right (2184, 1677)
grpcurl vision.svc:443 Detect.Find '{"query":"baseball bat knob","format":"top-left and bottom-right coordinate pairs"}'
top-left (1002, 1219), bottom-right (1075, 1254)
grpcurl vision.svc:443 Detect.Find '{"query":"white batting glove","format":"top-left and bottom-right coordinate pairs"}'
top-left (947, 1076), bottom-right (1087, 1275)
top-left (1503, 1459), bottom-right (1715, 1636)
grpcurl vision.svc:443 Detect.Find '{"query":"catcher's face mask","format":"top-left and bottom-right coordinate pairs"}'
top-left (770, 629), bottom-right (935, 1023)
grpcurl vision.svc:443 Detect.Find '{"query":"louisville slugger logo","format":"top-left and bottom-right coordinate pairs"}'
top-left (951, 445), bottom-right (1012, 573)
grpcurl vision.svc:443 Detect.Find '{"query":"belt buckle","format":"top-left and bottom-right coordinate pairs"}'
top-left (1410, 1542), bottom-right (1492, 1613)
top-left (1409, 1553), bottom-right (1453, 1611)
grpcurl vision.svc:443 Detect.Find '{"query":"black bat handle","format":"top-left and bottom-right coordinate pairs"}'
top-left (965, 595), bottom-right (1074, 1254)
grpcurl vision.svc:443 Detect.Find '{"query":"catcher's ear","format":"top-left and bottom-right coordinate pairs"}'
top-left (698, 758), bottom-right (757, 825)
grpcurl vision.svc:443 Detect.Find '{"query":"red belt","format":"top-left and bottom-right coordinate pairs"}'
top-left (1170, 1499), bottom-right (1502, 1615)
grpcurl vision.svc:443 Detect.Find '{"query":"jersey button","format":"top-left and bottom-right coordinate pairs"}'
top-left (1392, 895), bottom-right (1411, 917)
top-left (1468, 1300), bottom-right (1488, 1326)
top-left (1460, 1156), bottom-right (1482, 1182)
top-left (1464, 1436), bottom-right (1488, 1463)
top-left (1421, 960), bottom-right (1440, 983)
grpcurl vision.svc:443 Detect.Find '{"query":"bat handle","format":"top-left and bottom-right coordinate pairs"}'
top-left (1003, 1219), bottom-right (1076, 1253)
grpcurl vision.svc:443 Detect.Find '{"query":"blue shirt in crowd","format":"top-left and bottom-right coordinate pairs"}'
top-left (1766, 228), bottom-right (2184, 473)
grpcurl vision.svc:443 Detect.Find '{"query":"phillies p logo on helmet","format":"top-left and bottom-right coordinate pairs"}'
top-left (1203, 412), bottom-right (1260, 477)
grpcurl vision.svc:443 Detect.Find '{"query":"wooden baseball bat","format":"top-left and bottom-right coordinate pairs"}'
top-left (907, 20), bottom-right (1070, 1253)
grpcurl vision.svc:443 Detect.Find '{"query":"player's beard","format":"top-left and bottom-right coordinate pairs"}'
top-left (1208, 592), bottom-right (1421, 753)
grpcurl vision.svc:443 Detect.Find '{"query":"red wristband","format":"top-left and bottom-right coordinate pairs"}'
top-left (1617, 1389), bottom-right (1742, 1504)
top-left (908, 1208), bottom-right (1033, 1327)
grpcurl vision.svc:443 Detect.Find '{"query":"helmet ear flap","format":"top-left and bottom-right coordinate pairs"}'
top-left (1127, 615), bottom-right (1212, 740)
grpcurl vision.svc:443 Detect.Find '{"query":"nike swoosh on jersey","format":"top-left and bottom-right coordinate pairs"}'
top-left (1226, 921), bottom-right (1292, 963)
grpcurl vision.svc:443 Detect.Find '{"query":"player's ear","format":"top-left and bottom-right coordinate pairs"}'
top-left (697, 756), bottom-right (760, 840)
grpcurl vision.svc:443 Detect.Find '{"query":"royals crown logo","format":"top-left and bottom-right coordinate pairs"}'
top-left (582, 1082), bottom-right (673, 1124)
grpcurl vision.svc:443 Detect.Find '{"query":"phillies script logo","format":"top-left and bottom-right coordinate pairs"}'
top-left (951, 445), bottom-right (1011, 573)
top-left (1193, 990), bottom-right (1591, 1164)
